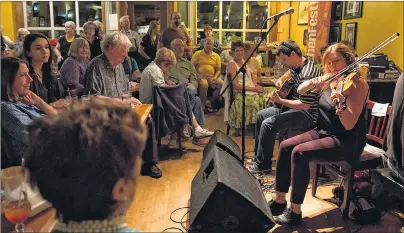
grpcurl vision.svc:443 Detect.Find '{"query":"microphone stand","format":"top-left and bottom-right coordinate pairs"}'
top-left (220, 15), bottom-right (281, 163)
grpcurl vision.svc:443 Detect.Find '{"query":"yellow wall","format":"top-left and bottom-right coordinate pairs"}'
top-left (0, 2), bottom-right (15, 41)
top-left (289, 1), bottom-right (404, 69)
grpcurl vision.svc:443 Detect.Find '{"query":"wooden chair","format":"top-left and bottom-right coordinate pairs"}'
top-left (311, 100), bottom-right (393, 216)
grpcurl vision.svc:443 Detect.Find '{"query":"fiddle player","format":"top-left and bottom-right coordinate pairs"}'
top-left (249, 40), bottom-right (322, 173)
top-left (268, 43), bottom-right (369, 224)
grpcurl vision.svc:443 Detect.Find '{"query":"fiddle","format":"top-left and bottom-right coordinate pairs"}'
top-left (297, 32), bottom-right (400, 95)
top-left (332, 71), bottom-right (359, 114)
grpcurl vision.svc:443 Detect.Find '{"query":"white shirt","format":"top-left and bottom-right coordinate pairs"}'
top-left (139, 61), bottom-right (166, 104)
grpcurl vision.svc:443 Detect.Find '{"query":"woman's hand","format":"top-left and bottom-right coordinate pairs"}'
top-left (22, 91), bottom-right (40, 106)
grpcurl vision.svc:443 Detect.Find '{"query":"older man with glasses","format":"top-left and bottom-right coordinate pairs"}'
top-left (249, 40), bottom-right (323, 173)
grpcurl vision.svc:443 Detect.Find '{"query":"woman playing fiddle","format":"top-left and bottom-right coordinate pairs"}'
top-left (268, 43), bottom-right (369, 224)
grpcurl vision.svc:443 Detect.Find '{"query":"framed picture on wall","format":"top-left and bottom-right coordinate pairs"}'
top-left (344, 1), bottom-right (363, 19)
top-left (303, 29), bottom-right (308, 45)
top-left (331, 2), bottom-right (343, 21)
top-left (329, 24), bottom-right (341, 44)
top-left (298, 2), bottom-right (310, 25)
top-left (345, 22), bottom-right (358, 48)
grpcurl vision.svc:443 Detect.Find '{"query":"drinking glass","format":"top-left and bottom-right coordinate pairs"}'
top-left (1, 166), bottom-right (32, 232)
top-left (81, 94), bottom-right (91, 102)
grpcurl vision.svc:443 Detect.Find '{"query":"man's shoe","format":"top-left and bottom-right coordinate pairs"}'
top-left (194, 128), bottom-right (214, 138)
top-left (141, 164), bottom-right (162, 179)
top-left (246, 157), bottom-right (256, 165)
top-left (192, 137), bottom-right (208, 146)
top-left (273, 208), bottom-right (302, 225)
top-left (267, 200), bottom-right (287, 216)
top-left (248, 163), bottom-right (272, 173)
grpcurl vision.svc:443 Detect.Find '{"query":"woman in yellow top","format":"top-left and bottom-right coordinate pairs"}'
top-left (191, 38), bottom-right (223, 113)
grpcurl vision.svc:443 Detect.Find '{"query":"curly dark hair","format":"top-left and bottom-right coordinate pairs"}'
top-left (25, 98), bottom-right (148, 222)
top-left (231, 41), bottom-right (245, 52)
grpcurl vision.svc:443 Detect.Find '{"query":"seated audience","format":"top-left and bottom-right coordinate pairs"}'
top-left (140, 47), bottom-right (212, 148)
top-left (93, 20), bottom-right (104, 39)
top-left (1, 24), bottom-right (14, 51)
top-left (1, 57), bottom-right (58, 164)
top-left (120, 15), bottom-right (141, 62)
top-left (169, 39), bottom-right (214, 145)
top-left (270, 43), bottom-right (368, 224)
top-left (199, 25), bottom-right (221, 55)
top-left (60, 38), bottom-right (90, 90)
top-left (23, 33), bottom-right (63, 103)
top-left (244, 41), bottom-right (262, 84)
top-left (82, 21), bottom-right (102, 60)
top-left (386, 72), bottom-right (404, 183)
top-left (224, 41), bottom-right (275, 131)
top-left (191, 38), bottom-right (222, 113)
top-left (139, 20), bottom-right (160, 69)
top-left (85, 31), bottom-right (162, 178)
top-left (25, 99), bottom-right (145, 232)
top-left (122, 56), bottom-right (141, 82)
top-left (14, 28), bottom-right (30, 57)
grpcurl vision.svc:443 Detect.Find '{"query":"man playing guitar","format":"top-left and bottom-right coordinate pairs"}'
top-left (249, 40), bottom-right (322, 173)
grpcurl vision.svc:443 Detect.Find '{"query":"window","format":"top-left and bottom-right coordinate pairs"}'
top-left (194, 1), bottom-right (271, 47)
top-left (23, 1), bottom-right (103, 39)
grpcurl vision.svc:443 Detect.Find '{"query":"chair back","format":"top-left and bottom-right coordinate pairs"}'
top-left (365, 100), bottom-right (392, 146)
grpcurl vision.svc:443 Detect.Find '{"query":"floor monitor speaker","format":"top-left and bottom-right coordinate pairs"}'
top-left (203, 130), bottom-right (242, 163)
top-left (190, 146), bottom-right (274, 233)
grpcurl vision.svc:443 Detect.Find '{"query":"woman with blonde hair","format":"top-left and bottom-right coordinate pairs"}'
top-left (14, 28), bottom-right (30, 57)
top-left (60, 38), bottom-right (90, 90)
top-left (82, 21), bottom-right (102, 60)
top-left (269, 43), bottom-right (369, 224)
top-left (139, 20), bottom-right (160, 69)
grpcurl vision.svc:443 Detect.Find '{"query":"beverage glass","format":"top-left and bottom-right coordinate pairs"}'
top-left (1, 166), bottom-right (32, 232)
top-left (81, 94), bottom-right (91, 103)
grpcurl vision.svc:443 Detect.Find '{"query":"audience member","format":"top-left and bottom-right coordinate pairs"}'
top-left (120, 16), bottom-right (140, 62)
top-left (244, 41), bottom-right (262, 83)
top-left (139, 20), bottom-right (160, 69)
top-left (122, 56), bottom-right (141, 82)
top-left (23, 33), bottom-right (63, 103)
top-left (56, 21), bottom-right (80, 67)
top-left (60, 38), bottom-right (90, 90)
top-left (191, 38), bottom-right (222, 113)
top-left (1, 24), bottom-right (14, 51)
top-left (224, 41), bottom-right (275, 131)
top-left (82, 21), bottom-right (102, 60)
top-left (25, 99), bottom-right (145, 232)
top-left (270, 43), bottom-right (368, 224)
top-left (386, 72), bottom-right (404, 183)
top-left (1, 57), bottom-right (58, 164)
top-left (169, 39), bottom-right (214, 145)
top-left (85, 31), bottom-right (161, 178)
top-left (140, 47), bottom-right (212, 148)
top-left (199, 25), bottom-right (221, 54)
top-left (158, 12), bottom-right (192, 59)
top-left (14, 28), bottom-right (30, 57)
top-left (93, 20), bottom-right (104, 39)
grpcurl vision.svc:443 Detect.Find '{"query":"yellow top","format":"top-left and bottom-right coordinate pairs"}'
top-left (191, 50), bottom-right (221, 78)
top-left (66, 35), bottom-right (75, 43)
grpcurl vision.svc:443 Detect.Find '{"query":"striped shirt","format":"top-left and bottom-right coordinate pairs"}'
top-left (289, 58), bottom-right (323, 122)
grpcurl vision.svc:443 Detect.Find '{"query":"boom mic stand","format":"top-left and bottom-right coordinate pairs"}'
top-left (220, 15), bottom-right (282, 163)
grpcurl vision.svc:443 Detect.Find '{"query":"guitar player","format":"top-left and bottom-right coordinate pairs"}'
top-left (249, 40), bottom-right (323, 173)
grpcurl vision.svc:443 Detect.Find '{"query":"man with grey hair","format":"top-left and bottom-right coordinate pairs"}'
top-left (120, 15), bottom-right (140, 62)
top-left (85, 31), bottom-right (163, 179)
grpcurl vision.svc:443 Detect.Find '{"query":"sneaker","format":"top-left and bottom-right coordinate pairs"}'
top-left (194, 128), bottom-right (214, 138)
top-left (141, 164), bottom-right (162, 179)
top-left (246, 158), bottom-right (256, 165)
top-left (192, 137), bottom-right (208, 146)
top-left (247, 163), bottom-right (272, 173)
top-left (273, 208), bottom-right (302, 225)
top-left (268, 200), bottom-right (287, 216)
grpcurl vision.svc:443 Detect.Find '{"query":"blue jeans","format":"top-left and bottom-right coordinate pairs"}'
top-left (187, 85), bottom-right (205, 126)
top-left (254, 107), bottom-right (314, 169)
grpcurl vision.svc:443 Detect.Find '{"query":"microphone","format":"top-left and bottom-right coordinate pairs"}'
top-left (267, 7), bottom-right (294, 20)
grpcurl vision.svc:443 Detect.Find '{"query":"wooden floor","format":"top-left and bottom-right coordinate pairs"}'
top-left (126, 109), bottom-right (404, 232)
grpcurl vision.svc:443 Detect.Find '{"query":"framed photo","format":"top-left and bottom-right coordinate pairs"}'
top-left (344, 1), bottom-right (363, 19)
top-left (329, 23), bottom-right (342, 44)
top-left (298, 2), bottom-right (310, 25)
top-left (331, 2), bottom-right (343, 21)
top-left (345, 22), bottom-right (358, 49)
top-left (303, 30), bottom-right (308, 46)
